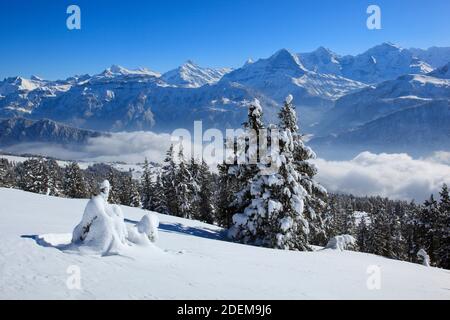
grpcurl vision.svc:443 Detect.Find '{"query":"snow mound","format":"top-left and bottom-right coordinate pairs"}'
top-left (325, 235), bottom-right (356, 251)
top-left (71, 180), bottom-right (158, 255)
top-left (137, 213), bottom-right (159, 242)
top-left (417, 249), bottom-right (431, 267)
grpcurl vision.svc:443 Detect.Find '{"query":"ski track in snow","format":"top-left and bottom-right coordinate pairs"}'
top-left (0, 188), bottom-right (449, 299)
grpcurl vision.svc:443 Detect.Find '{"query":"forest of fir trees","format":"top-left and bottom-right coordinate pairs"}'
top-left (0, 96), bottom-right (448, 269)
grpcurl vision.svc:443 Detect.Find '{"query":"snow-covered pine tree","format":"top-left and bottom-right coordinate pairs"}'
top-left (0, 158), bottom-right (15, 188)
top-left (417, 195), bottom-right (440, 265)
top-left (63, 162), bottom-right (88, 198)
top-left (216, 162), bottom-right (239, 228)
top-left (437, 184), bottom-right (450, 269)
top-left (344, 205), bottom-right (357, 235)
top-left (187, 157), bottom-right (201, 219)
top-left (120, 171), bottom-right (141, 208)
top-left (19, 158), bottom-right (49, 194)
top-left (367, 206), bottom-right (393, 257)
top-left (196, 160), bottom-right (215, 224)
top-left (227, 98), bottom-right (267, 244)
top-left (390, 212), bottom-right (407, 260)
top-left (228, 97), bottom-right (318, 250)
top-left (161, 144), bottom-right (179, 215)
top-left (151, 173), bottom-right (166, 213)
top-left (46, 159), bottom-right (63, 196)
top-left (174, 146), bottom-right (193, 218)
top-left (141, 158), bottom-right (154, 210)
top-left (106, 168), bottom-right (121, 204)
top-left (278, 94), bottom-right (328, 245)
top-left (356, 217), bottom-right (369, 252)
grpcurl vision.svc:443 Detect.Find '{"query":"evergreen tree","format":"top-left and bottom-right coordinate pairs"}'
top-left (19, 158), bottom-right (49, 194)
top-left (141, 158), bottom-right (154, 210)
top-left (196, 160), bottom-right (215, 224)
top-left (151, 173), bottom-right (166, 213)
top-left (188, 157), bottom-right (201, 219)
top-left (216, 162), bottom-right (238, 228)
top-left (107, 168), bottom-right (121, 204)
top-left (46, 159), bottom-right (63, 196)
top-left (63, 162), bottom-right (88, 198)
top-left (174, 147), bottom-right (193, 218)
top-left (228, 96), bottom-right (322, 250)
top-left (368, 207), bottom-right (393, 257)
top-left (120, 172), bottom-right (141, 207)
top-left (417, 195), bottom-right (440, 265)
top-left (278, 95), bottom-right (328, 245)
top-left (437, 184), bottom-right (450, 268)
top-left (356, 217), bottom-right (370, 252)
top-left (161, 144), bottom-right (179, 215)
top-left (0, 158), bottom-right (15, 188)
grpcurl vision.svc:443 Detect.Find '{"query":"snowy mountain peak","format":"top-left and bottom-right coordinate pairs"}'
top-left (161, 61), bottom-right (230, 88)
top-left (298, 47), bottom-right (342, 74)
top-left (244, 58), bottom-right (254, 67)
top-left (314, 46), bottom-right (338, 57)
top-left (30, 75), bottom-right (44, 82)
top-left (268, 48), bottom-right (306, 70)
top-left (101, 65), bottom-right (160, 78)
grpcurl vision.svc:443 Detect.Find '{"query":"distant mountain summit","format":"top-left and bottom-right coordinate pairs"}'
top-left (161, 60), bottom-right (231, 88)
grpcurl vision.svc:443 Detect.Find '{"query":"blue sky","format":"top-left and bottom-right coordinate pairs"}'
top-left (1, 0), bottom-right (449, 80)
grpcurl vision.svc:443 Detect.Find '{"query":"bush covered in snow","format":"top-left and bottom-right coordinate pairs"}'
top-left (417, 249), bottom-right (431, 267)
top-left (325, 235), bottom-right (357, 251)
top-left (71, 180), bottom-right (159, 255)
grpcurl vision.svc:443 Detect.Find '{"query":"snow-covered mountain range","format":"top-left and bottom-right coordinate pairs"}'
top-left (0, 118), bottom-right (105, 146)
top-left (310, 62), bottom-right (450, 157)
top-left (298, 43), bottom-right (434, 84)
top-left (0, 43), bottom-right (449, 156)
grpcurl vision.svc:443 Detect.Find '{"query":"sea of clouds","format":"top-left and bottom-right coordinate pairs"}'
top-left (3, 131), bottom-right (450, 202)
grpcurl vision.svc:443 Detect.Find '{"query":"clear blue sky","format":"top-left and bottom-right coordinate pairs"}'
top-left (1, 0), bottom-right (449, 80)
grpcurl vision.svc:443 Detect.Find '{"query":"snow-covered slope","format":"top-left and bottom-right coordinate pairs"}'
top-left (0, 188), bottom-right (449, 299)
top-left (161, 60), bottom-right (230, 88)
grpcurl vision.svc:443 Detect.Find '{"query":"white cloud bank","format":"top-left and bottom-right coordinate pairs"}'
top-left (3, 132), bottom-right (450, 202)
top-left (3, 131), bottom-right (173, 164)
top-left (312, 151), bottom-right (450, 202)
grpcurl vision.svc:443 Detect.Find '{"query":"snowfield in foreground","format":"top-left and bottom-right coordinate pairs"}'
top-left (0, 188), bottom-right (449, 300)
